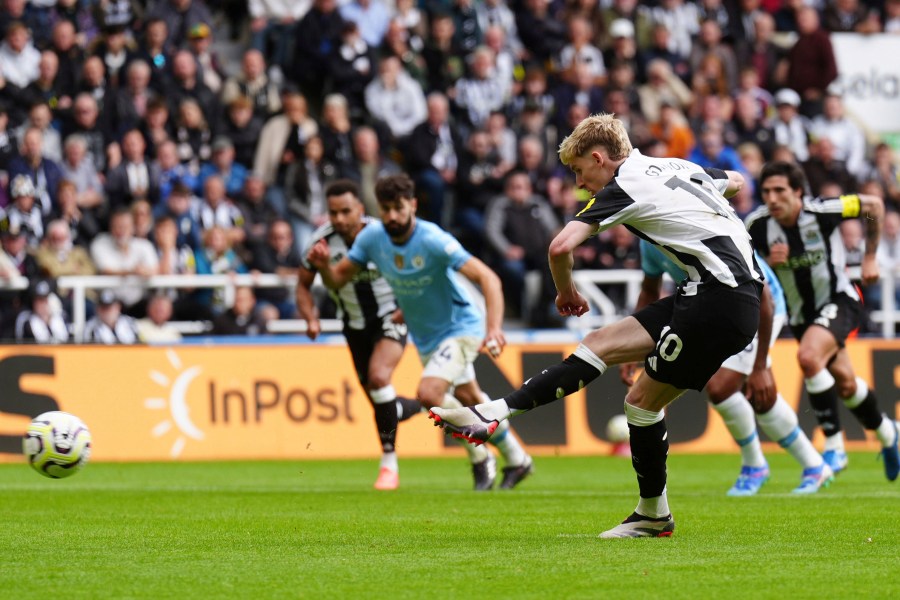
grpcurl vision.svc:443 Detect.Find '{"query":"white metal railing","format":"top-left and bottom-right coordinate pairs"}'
top-left (2, 267), bottom-right (898, 339)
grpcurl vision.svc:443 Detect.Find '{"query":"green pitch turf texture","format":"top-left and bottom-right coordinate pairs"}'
top-left (2, 452), bottom-right (898, 599)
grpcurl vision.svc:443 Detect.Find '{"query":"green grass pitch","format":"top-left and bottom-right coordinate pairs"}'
top-left (2, 452), bottom-right (899, 599)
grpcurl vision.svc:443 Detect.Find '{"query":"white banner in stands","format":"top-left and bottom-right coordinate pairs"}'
top-left (831, 33), bottom-right (900, 134)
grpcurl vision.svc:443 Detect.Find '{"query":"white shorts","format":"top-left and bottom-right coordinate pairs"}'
top-left (421, 336), bottom-right (481, 386)
top-left (721, 314), bottom-right (785, 376)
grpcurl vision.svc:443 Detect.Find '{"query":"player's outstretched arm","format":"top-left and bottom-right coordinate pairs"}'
top-left (746, 281), bottom-right (776, 411)
top-left (859, 193), bottom-right (885, 285)
top-left (548, 220), bottom-right (596, 316)
top-left (721, 170), bottom-right (745, 199)
top-left (295, 267), bottom-right (320, 340)
top-left (458, 256), bottom-right (506, 356)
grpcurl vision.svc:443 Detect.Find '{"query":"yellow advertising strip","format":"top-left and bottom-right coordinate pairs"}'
top-left (0, 340), bottom-right (897, 462)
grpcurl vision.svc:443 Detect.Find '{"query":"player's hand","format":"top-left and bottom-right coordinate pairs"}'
top-left (767, 243), bottom-right (789, 267)
top-left (481, 328), bottom-right (506, 358)
top-left (305, 318), bottom-right (320, 341)
top-left (619, 362), bottom-right (639, 387)
top-left (745, 368), bottom-right (776, 412)
top-left (306, 239), bottom-right (330, 269)
top-left (391, 309), bottom-right (405, 324)
top-left (861, 254), bottom-right (880, 285)
top-left (556, 290), bottom-right (589, 317)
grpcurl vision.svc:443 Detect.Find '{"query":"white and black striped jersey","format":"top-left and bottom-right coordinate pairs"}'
top-left (745, 195), bottom-right (861, 326)
top-left (574, 149), bottom-right (762, 296)
top-left (302, 217), bottom-right (398, 331)
top-left (83, 315), bottom-right (140, 344)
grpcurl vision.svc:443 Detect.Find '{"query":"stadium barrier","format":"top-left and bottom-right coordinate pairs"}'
top-left (0, 338), bottom-right (897, 463)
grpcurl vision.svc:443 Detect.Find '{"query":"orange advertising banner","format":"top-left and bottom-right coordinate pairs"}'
top-left (0, 339), bottom-right (897, 462)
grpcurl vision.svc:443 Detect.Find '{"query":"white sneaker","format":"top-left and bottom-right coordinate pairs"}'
top-left (429, 406), bottom-right (499, 445)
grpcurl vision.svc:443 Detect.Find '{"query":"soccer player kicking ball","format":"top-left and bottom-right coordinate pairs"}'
top-left (307, 174), bottom-right (533, 491)
top-left (430, 113), bottom-right (763, 538)
top-left (746, 161), bottom-right (900, 481)
top-left (297, 180), bottom-right (424, 490)
top-left (624, 241), bottom-right (833, 495)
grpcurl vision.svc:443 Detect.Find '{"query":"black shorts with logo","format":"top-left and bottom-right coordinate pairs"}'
top-left (789, 292), bottom-right (861, 348)
top-left (344, 314), bottom-right (408, 387)
top-left (633, 280), bottom-right (762, 391)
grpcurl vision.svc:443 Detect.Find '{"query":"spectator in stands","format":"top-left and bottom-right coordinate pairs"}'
top-left (249, 219), bottom-right (301, 319)
top-left (734, 65), bottom-right (774, 123)
top-left (689, 92), bottom-right (735, 142)
top-left (90, 206), bottom-right (159, 310)
top-left (16, 102), bottom-right (62, 163)
top-left (198, 137), bottom-right (247, 198)
top-left (284, 135), bottom-right (335, 251)
top-left (0, 22), bottom-right (40, 89)
top-left (153, 139), bottom-right (194, 206)
top-left (601, 19), bottom-right (640, 80)
top-left (133, 18), bottom-right (173, 96)
top-left (212, 285), bottom-right (270, 335)
top-left (186, 22), bottom-right (225, 95)
top-left (197, 174), bottom-right (245, 246)
top-left (237, 173), bottom-right (280, 255)
top-left (83, 288), bottom-right (139, 344)
top-left (600, 0), bottom-right (655, 51)
top-left (329, 21), bottom-right (377, 121)
top-left (875, 210), bottom-right (900, 310)
top-left (451, 0), bottom-right (481, 54)
top-left (195, 225), bottom-right (247, 313)
top-left (422, 11), bottom-right (465, 94)
top-left (2, 175), bottom-right (43, 248)
top-left (484, 171), bottom-right (559, 326)
top-left (173, 98), bottom-right (212, 170)
top-left (47, 180), bottom-right (100, 247)
top-left (168, 50), bottom-right (219, 129)
top-left (48, 20), bottom-right (84, 103)
top-left (477, 0), bottom-right (522, 55)
top-left (604, 89), bottom-right (653, 150)
top-left (147, 0), bottom-right (213, 50)
top-left (735, 11), bottom-right (786, 93)
top-left (90, 24), bottom-right (135, 89)
top-left (509, 65), bottom-right (556, 126)
top-left (317, 93), bottom-right (354, 179)
top-left (140, 98), bottom-right (174, 161)
top-left (886, 0), bottom-right (900, 33)
top-left (221, 49), bottom-right (282, 121)
top-left (364, 56), bottom-right (428, 142)
top-left (219, 97), bottom-right (262, 171)
top-left (810, 89), bottom-right (868, 179)
top-left (864, 143), bottom-right (900, 210)
top-left (650, 0), bottom-right (699, 60)
top-left (15, 279), bottom-right (69, 344)
top-left (516, 0), bottom-right (567, 66)
top-left (36, 217), bottom-right (96, 280)
top-left (340, 0), bottom-right (391, 48)
top-left (688, 122), bottom-right (745, 173)
top-left (557, 14), bottom-right (607, 87)
top-left (787, 6), bottom-right (838, 117)
top-left (772, 88), bottom-right (811, 163)
top-left (292, 0), bottom-right (346, 108)
top-left (649, 101), bottom-right (695, 160)
top-left (0, 217), bottom-right (34, 332)
top-left (248, 0), bottom-right (309, 76)
top-left (639, 22), bottom-right (692, 84)
top-left (110, 60), bottom-right (156, 136)
top-left (802, 137), bottom-right (857, 196)
top-left (152, 214), bottom-right (204, 320)
top-left (24, 56), bottom-right (70, 132)
top-left (0, 105), bottom-right (12, 175)
top-left (403, 92), bottom-right (462, 227)
top-left (106, 129), bottom-right (161, 210)
top-left (689, 18), bottom-right (738, 91)
top-left (824, 0), bottom-right (875, 33)
top-left (455, 129), bottom-right (505, 254)
top-left (75, 57), bottom-right (111, 119)
top-left (514, 102), bottom-right (558, 172)
top-left (515, 134), bottom-right (560, 205)
top-left (452, 46), bottom-right (508, 131)
top-left (137, 292), bottom-right (182, 343)
top-left (131, 199), bottom-right (155, 241)
top-left (732, 92), bottom-right (775, 159)
top-left (57, 134), bottom-right (104, 214)
top-left (637, 58), bottom-right (693, 125)
top-left (485, 110), bottom-right (517, 170)
top-left (64, 93), bottom-right (111, 173)
top-left (253, 90), bottom-right (318, 199)
top-left (7, 127), bottom-right (63, 216)
top-left (343, 127), bottom-right (401, 218)
top-left (554, 62), bottom-right (605, 133)
top-left (378, 17), bottom-right (428, 90)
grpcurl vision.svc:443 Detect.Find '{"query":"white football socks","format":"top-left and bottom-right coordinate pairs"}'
top-left (380, 451), bottom-right (398, 472)
top-left (756, 395), bottom-right (822, 470)
top-left (482, 393), bottom-right (527, 467)
top-left (637, 488), bottom-right (670, 519)
top-left (713, 392), bottom-right (766, 468)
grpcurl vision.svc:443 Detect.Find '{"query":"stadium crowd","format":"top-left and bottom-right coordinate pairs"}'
top-left (1, 0), bottom-right (900, 343)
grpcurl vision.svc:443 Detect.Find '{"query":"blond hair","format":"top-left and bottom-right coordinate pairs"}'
top-left (558, 113), bottom-right (633, 165)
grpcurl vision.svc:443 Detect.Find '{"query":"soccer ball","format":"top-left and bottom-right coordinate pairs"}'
top-left (606, 414), bottom-right (631, 443)
top-left (23, 411), bottom-right (92, 479)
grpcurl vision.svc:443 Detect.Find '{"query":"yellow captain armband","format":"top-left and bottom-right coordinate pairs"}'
top-left (575, 195), bottom-right (595, 217)
top-left (840, 194), bottom-right (861, 217)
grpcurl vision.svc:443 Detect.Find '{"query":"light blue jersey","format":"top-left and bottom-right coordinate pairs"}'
top-left (349, 219), bottom-right (484, 356)
top-left (640, 240), bottom-right (786, 317)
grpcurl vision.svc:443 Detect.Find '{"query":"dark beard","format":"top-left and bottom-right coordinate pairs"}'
top-left (384, 218), bottom-right (412, 238)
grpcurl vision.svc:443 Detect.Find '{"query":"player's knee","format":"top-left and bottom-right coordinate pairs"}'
top-left (705, 379), bottom-right (731, 404)
top-left (367, 369), bottom-right (391, 390)
top-left (416, 382), bottom-right (444, 408)
top-left (796, 348), bottom-right (824, 376)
